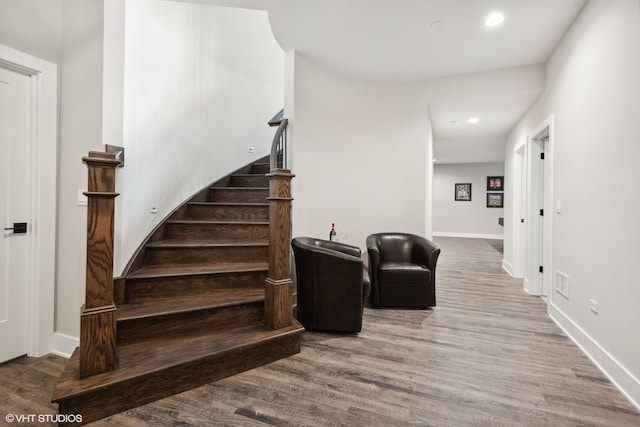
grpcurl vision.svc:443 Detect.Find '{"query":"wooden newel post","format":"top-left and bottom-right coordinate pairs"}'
top-left (79, 151), bottom-right (121, 378)
top-left (264, 169), bottom-right (294, 329)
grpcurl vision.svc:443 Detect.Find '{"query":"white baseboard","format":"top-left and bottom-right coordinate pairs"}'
top-left (548, 303), bottom-right (640, 412)
top-left (433, 231), bottom-right (504, 240)
top-left (52, 332), bottom-right (79, 359)
top-left (502, 259), bottom-right (514, 276)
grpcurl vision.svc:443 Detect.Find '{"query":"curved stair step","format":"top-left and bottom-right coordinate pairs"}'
top-left (164, 220), bottom-right (268, 241)
top-left (185, 202), bottom-right (269, 221)
top-left (208, 187), bottom-right (268, 203)
top-left (142, 241), bottom-right (268, 267)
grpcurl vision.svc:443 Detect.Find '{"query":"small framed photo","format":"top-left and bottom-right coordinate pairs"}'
top-left (487, 176), bottom-right (504, 191)
top-left (486, 192), bottom-right (504, 208)
top-left (455, 183), bottom-right (472, 201)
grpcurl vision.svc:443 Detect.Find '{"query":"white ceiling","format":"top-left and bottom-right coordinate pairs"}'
top-left (172, 0), bottom-right (587, 163)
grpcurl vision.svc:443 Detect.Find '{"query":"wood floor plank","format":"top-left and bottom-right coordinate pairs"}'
top-left (1, 237), bottom-right (638, 426)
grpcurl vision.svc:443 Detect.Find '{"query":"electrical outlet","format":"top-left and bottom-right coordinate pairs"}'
top-left (589, 299), bottom-right (598, 314)
top-left (150, 203), bottom-right (158, 214)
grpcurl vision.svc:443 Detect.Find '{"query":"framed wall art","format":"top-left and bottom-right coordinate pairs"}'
top-left (487, 176), bottom-right (504, 191)
top-left (486, 192), bottom-right (504, 208)
top-left (455, 183), bottom-right (472, 201)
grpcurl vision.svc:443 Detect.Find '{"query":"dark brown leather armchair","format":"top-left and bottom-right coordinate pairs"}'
top-left (291, 237), bottom-right (370, 333)
top-left (366, 233), bottom-right (440, 308)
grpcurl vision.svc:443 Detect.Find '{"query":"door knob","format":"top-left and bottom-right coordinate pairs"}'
top-left (4, 222), bottom-right (27, 233)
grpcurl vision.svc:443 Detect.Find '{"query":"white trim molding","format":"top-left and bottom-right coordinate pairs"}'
top-left (433, 231), bottom-right (504, 240)
top-left (0, 44), bottom-right (58, 358)
top-left (52, 333), bottom-right (79, 359)
top-left (502, 259), bottom-right (514, 276)
top-left (549, 303), bottom-right (640, 412)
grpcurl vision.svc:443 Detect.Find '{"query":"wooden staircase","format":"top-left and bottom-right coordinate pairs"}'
top-left (52, 155), bottom-right (303, 425)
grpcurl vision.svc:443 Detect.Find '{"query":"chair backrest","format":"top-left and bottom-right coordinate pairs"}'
top-left (291, 237), bottom-right (366, 332)
top-left (372, 233), bottom-right (415, 263)
top-left (292, 236), bottom-right (361, 258)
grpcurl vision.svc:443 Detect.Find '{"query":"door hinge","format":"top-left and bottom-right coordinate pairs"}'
top-left (540, 152), bottom-right (545, 160)
top-left (539, 209), bottom-right (544, 216)
top-left (539, 266), bottom-right (544, 273)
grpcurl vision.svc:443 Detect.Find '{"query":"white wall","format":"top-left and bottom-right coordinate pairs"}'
top-left (1, 0), bottom-right (284, 349)
top-left (288, 53), bottom-right (432, 250)
top-left (433, 162), bottom-right (505, 239)
top-left (0, 0), bottom-right (106, 350)
top-left (504, 0), bottom-right (640, 408)
top-left (0, 0), bottom-right (62, 64)
top-left (117, 0), bottom-right (284, 272)
top-left (57, 0), bottom-right (107, 347)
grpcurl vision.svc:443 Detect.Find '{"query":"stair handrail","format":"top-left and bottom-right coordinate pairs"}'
top-left (268, 109), bottom-right (288, 171)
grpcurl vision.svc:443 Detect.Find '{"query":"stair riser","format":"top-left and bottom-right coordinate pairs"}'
top-left (117, 302), bottom-right (264, 345)
top-left (125, 270), bottom-right (267, 303)
top-left (251, 163), bottom-right (270, 174)
top-left (56, 331), bottom-right (302, 426)
top-left (165, 223), bottom-right (268, 242)
top-left (229, 175), bottom-right (269, 187)
top-left (143, 245), bottom-right (268, 267)
top-left (208, 188), bottom-right (268, 203)
top-left (186, 204), bottom-right (269, 221)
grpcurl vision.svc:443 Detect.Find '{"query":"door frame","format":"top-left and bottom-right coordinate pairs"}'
top-left (524, 115), bottom-right (554, 298)
top-left (511, 143), bottom-right (527, 278)
top-left (0, 44), bottom-right (57, 357)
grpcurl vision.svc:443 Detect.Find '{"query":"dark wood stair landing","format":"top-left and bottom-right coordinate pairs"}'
top-left (53, 158), bottom-right (302, 425)
top-left (54, 320), bottom-right (303, 425)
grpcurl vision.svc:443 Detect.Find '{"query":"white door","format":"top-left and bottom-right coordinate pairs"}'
top-left (0, 66), bottom-right (32, 362)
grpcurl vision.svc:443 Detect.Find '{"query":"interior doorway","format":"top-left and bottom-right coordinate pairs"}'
top-left (0, 45), bottom-right (57, 360)
top-left (523, 116), bottom-right (554, 299)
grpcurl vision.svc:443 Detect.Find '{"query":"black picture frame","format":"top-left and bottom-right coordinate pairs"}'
top-left (455, 183), bottom-right (472, 201)
top-left (486, 192), bottom-right (504, 208)
top-left (487, 176), bottom-right (504, 191)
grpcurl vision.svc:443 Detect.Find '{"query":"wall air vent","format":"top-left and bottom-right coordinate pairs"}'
top-left (555, 270), bottom-right (569, 299)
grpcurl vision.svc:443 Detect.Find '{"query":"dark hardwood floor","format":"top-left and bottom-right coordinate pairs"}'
top-left (2, 237), bottom-right (639, 426)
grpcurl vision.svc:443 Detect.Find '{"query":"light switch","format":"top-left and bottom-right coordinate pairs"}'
top-left (77, 189), bottom-right (88, 206)
top-left (555, 200), bottom-right (562, 214)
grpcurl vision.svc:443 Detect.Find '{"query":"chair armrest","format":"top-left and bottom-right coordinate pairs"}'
top-left (366, 234), bottom-right (381, 272)
top-left (411, 235), bottom-right (441, 272)
top-left (365, 234), bottom-right (382, 306)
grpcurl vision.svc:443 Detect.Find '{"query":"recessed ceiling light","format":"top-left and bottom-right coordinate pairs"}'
top-left (468, 117), bottom-right (479, 124)
top-left (485, 12), bottom-right (505, 27)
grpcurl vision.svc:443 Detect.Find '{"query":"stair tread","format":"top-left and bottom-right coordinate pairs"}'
top-left (118, 288), bottom-right (265, 321)
top-left (188, 202), bottom-right (268, 206)
top-left (127, 262), bottom-right (268, 279)
top-left (146, 240), bottom-right (268, 248)
top-left (166, 220), bottom-right (269, 225)
top-left (211, 186), bottom-right (268, 190)
top-left (52, 320), bottom-right (304, 401)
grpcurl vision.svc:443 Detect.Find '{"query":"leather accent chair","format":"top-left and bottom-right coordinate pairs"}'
top-left (291, 237), bottom-right (371, 333)
top-left (366, 233), bottom-right (440, 308)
